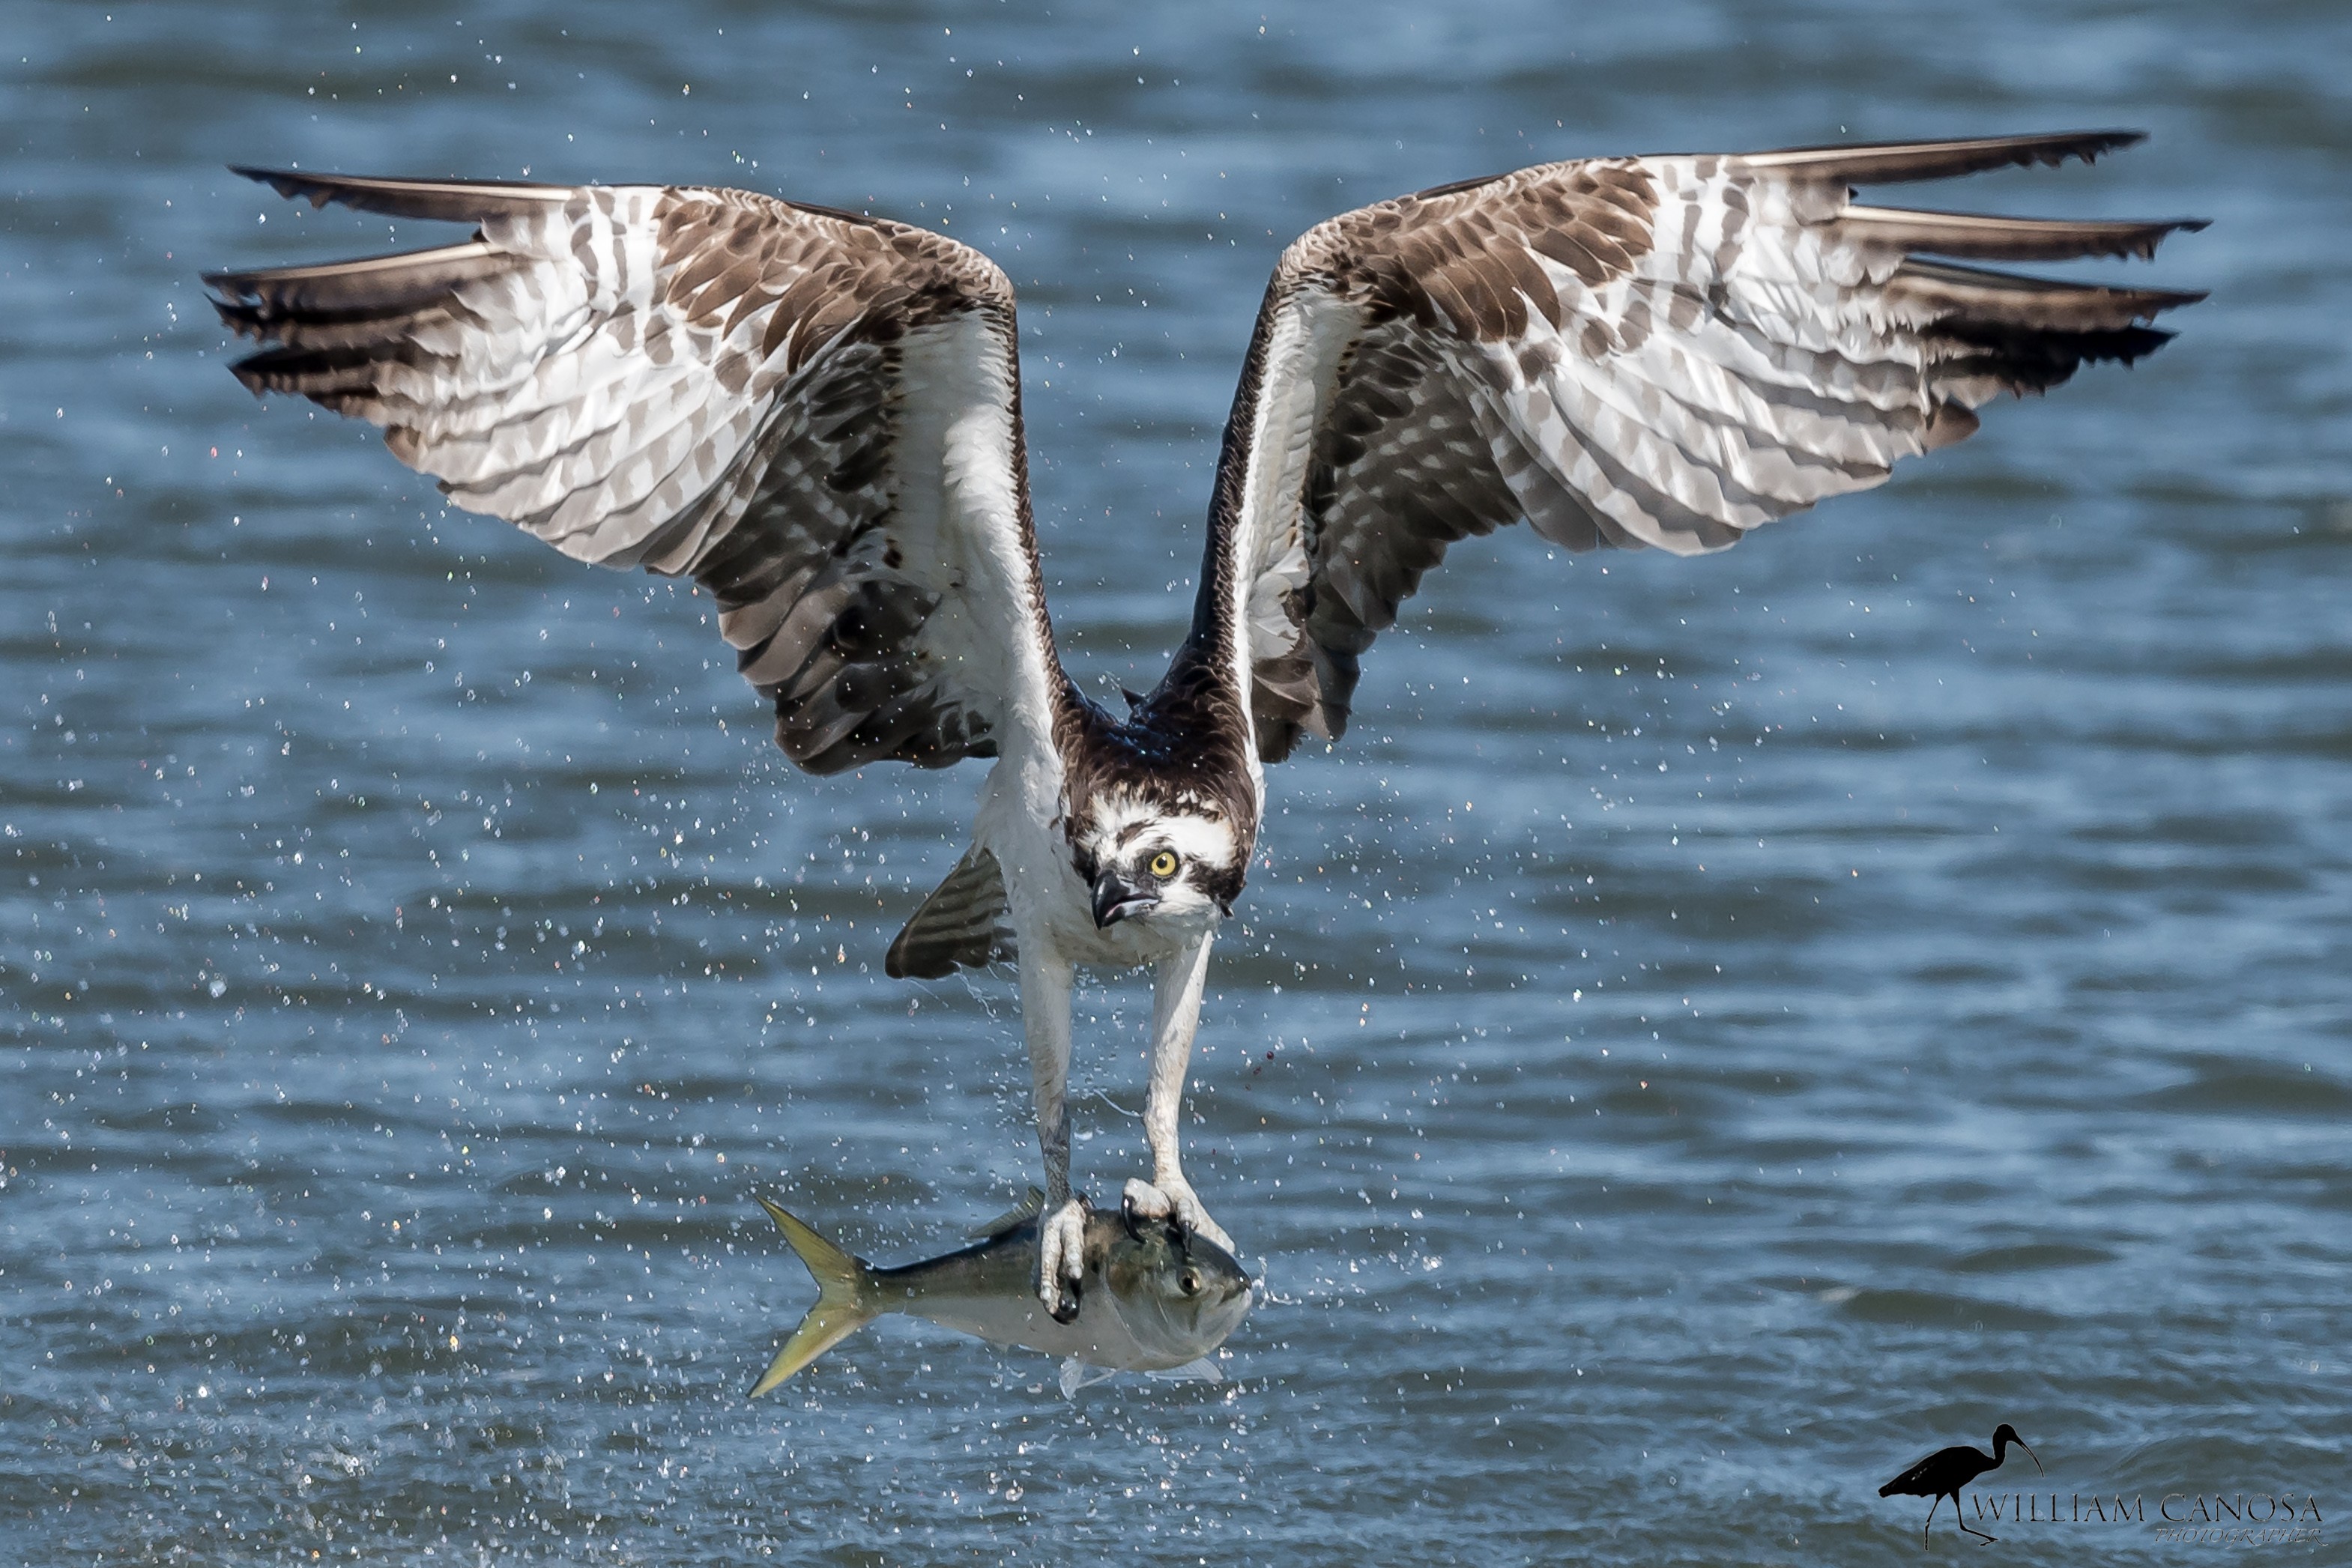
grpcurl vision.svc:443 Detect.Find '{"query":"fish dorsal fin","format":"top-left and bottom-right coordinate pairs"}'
top-left (968, 1186), bottom-right (1048, 1240)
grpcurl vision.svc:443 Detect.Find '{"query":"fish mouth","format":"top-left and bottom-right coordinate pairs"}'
top-left (1131, 1283), bottom-right (1253, 1363)
top-left (1092, 872), bottom-right (1159, 928)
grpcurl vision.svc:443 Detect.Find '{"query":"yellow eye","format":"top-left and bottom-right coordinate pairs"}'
top-left (1148, 850), bottom-right (1179, 879)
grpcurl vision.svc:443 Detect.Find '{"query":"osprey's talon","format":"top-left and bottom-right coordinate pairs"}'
top-left (1036, 1196), bottom-right (1088, 1319)
top-left (1121, 1177), bottom-right (1173, 1225)
top-left (1122, 1175), bottom-right (1232, 1253)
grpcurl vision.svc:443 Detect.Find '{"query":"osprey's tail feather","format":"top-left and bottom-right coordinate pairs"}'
top-left (885, 845), bottom-right (1017, 979)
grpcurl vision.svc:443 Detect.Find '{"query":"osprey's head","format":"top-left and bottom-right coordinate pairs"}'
top-left (1070, 788), bottom-right (1248, 933)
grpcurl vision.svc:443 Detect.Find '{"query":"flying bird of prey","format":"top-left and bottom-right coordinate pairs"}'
top-left (206, 130), bottom-right (2201, 1307)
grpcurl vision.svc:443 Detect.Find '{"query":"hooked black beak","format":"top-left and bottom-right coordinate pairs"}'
top-left (2017, 1440), bottom-right (2043, 1477)
top-left (1092, 870), bottom-right (1158, 929)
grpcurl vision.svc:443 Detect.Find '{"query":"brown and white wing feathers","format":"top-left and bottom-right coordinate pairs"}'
top-left (1205, 131), bottom-right (2204, 760)
top-left (208, 170), bottom-right (1056, 775)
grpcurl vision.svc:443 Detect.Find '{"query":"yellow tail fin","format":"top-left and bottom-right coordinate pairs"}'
top-left (749, 1196), bottom-right (877, 1398)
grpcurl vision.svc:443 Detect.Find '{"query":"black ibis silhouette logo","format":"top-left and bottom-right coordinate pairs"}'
top-left (1878, 1423), bottom-right (2043, 1547)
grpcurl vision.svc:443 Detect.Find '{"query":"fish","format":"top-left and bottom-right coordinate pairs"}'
top-left (748, 1190), bottom-right (1253, 1397)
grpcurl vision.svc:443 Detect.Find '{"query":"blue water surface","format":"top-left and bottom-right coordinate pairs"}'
top-left (4, 1), bottom-right (2347, 1562)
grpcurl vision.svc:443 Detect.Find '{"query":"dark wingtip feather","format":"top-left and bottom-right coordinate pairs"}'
top-left (199, 240), bottom-right (519, 360)
top-left (1838, 206), bottom-right (2210, 264)
top-left (1929, 322), bottom-right (2180, 405)
top-left (1741, 130), bottom-right (2148, 184)
top-left (1890, 258), bottom-right (2205, 333)
top-left (225, 340), bottom-right (387, 398)
top-left (228, 165), bottom-right (572, 223)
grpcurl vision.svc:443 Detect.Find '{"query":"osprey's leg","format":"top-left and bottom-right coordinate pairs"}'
top-left (1021, 948), bottom-right (1086, 1313)
top-left (1120, 935), bottom-right (1233, 1252)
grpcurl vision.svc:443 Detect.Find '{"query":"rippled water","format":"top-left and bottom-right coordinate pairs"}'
top-left (6, 1), bottom-right (2348, 1562)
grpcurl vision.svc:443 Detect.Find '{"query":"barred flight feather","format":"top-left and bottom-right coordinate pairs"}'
top-left (206, 169), bottom-right (1060, 778)
top-left (1197, 131), bottom-right (2204, 760)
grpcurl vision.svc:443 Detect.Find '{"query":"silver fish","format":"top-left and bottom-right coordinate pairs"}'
top-left (749, 1192), bottom-right (1252, 1396)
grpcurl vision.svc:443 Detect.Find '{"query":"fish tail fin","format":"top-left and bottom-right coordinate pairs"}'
top-left (749, 1196), bottom-right (877, 1398)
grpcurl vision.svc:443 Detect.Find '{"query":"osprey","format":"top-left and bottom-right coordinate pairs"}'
top-left (206, 130), bottom-right (2201, 1307)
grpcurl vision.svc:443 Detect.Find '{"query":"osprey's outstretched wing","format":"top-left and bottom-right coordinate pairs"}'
top-left (1200, 131), bottom-right (2205, 760)
top-left (208, 170), bottom-right (1059, 774)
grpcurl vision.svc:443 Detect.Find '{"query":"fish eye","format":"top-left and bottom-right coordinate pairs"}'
top-left (1149, 850), bottom-right (1179, 879)
top-left (1179, 1269), bottom-right (1200, 1295)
